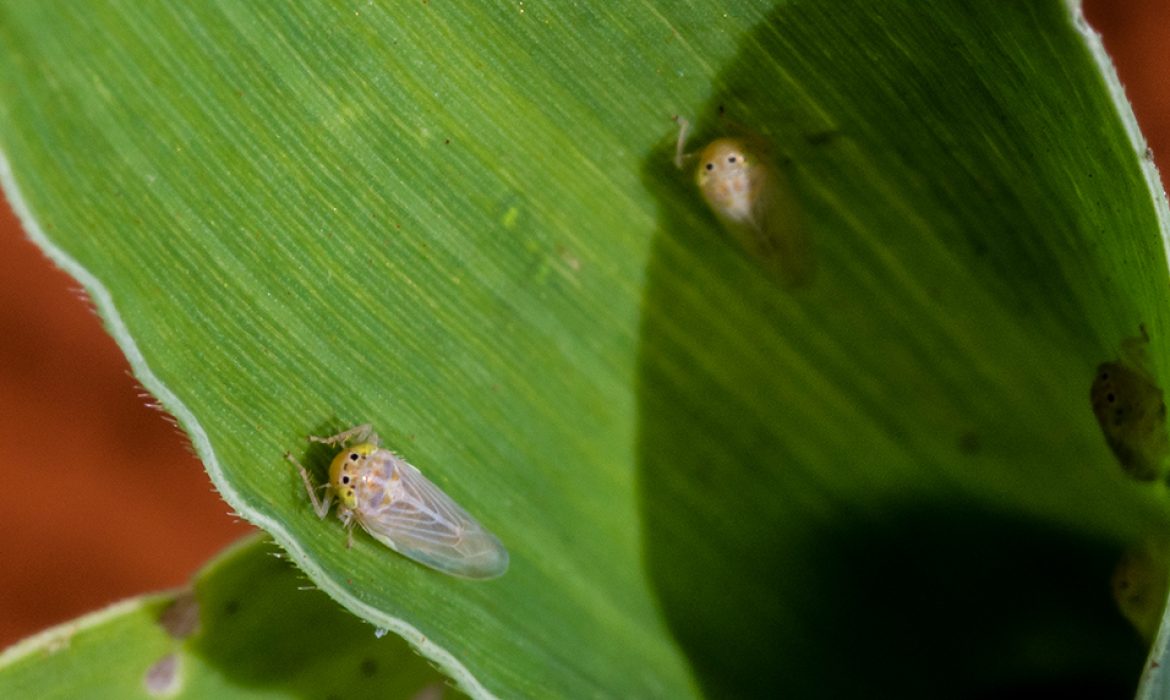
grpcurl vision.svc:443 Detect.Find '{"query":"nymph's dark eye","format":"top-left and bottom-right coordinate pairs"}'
top-left (728, 156), bottom-right (737, 163)
top-left (341, 476), bottom-right (350, 484)
top-left (705, 163), bottom-right (714, 171)
top-left (349, 453), bottom-right (359, 461)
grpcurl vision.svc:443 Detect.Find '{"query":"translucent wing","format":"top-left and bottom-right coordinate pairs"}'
top-left (356, 453), bottom-right (509, 579)
top-left (749, 169), bottom-right (814, 289)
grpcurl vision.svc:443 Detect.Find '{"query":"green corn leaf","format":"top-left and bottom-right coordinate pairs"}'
top-left (0, 535), bottom-right (457, 698)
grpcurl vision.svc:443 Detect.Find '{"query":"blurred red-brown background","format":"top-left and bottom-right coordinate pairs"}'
top-left (0, 1), bottom-right (1166, 649)
top-left (0, 194), bottom-right (254, 649)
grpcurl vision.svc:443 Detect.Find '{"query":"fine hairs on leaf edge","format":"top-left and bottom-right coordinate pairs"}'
top-left (1067, 1), bottom-right (1170, 695)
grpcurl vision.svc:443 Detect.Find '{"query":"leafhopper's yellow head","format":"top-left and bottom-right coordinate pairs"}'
top-left (695, 138), bottom-right (764, 226)
top-left (329, 443), bottom-right (378, 509)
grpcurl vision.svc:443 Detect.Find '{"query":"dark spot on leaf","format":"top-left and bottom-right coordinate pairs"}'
top-left (158, 590), bottom-right (200, 639)
top-left (804, 129), bottom-right (841, 146)
top-left (957, 431), bottom-right (980, 455)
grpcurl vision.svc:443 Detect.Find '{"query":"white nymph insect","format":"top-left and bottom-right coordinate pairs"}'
top-left (286, 424), bottom-right (509, 580)
top-left (674, 116), bottom-right (814, 288)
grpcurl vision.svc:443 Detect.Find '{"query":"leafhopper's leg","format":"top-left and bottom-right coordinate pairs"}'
top-left (338, 511), bottom-right (356, 548)
top-left (1119, 326), bottom-right (1154, 377)
top-left (285, 452), bottom-right (334, 519)
top-left (673, 116), bottom-right (692, 170)
top-left (308, 423), bottom-right (377, 447)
